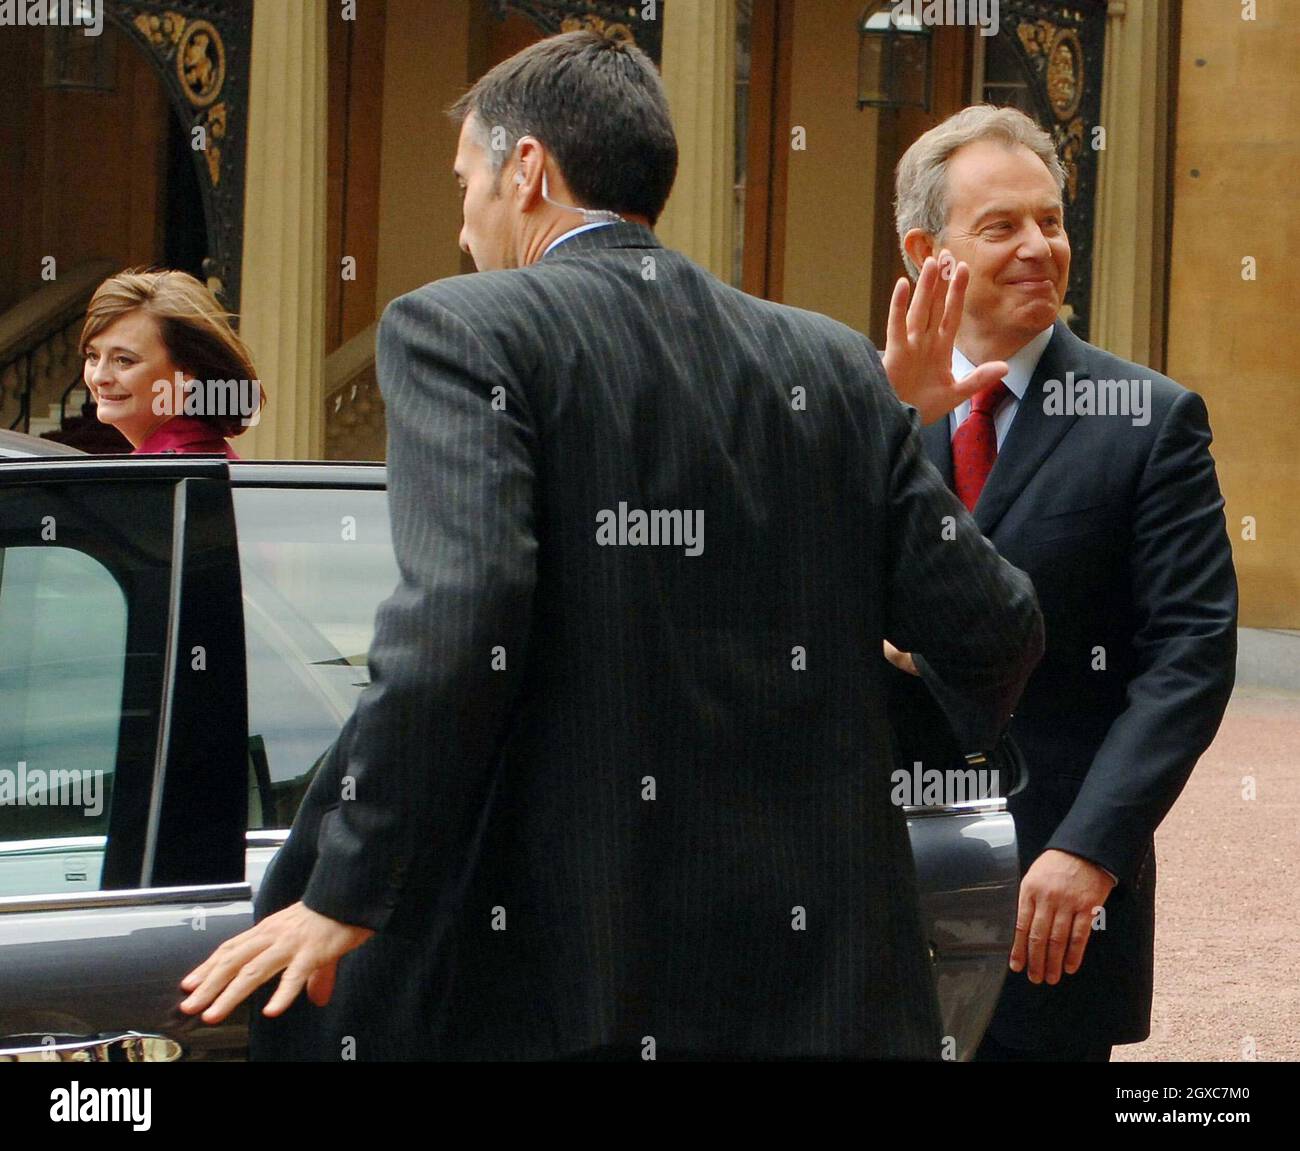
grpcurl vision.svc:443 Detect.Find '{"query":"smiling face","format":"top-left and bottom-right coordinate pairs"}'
top-left (454, 113), bottom-right (517, 272)
top-left (935, 140), bottom-right (1071, 361)
top-left (83, 309), bottom-right (183, 447)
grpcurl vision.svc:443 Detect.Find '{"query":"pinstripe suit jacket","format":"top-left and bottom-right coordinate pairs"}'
top-left (251, 223), bottom-right (1043, 1061)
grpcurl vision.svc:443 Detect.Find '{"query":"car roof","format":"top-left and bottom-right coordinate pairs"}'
top-left (0, 429), bottom-right (87, 458)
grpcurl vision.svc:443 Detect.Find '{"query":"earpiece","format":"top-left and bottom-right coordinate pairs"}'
top-left (515, 172), bottom-right (525, 187)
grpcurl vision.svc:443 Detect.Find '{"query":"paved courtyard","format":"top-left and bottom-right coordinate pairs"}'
top-left (1113, 628), bottom-right (1300, 1062)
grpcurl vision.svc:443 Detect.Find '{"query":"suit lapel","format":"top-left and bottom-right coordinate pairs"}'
top-left (920, 417), bottom-right (953, 487)
top-left (973, 320), bottom-right (1083, 536)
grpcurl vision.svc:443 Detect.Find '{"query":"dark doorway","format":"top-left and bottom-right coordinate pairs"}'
top-left (162, 108), bottom-right (207, 280)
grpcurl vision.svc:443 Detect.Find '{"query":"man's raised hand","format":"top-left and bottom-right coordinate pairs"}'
top-left (882, 251), bottom-right (1008, 426)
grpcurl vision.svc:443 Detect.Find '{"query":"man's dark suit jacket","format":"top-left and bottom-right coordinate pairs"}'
top-left (251, 222), bottom-right (1043, 1061)
top-left (891, 319), bottom-right (1237, 1050)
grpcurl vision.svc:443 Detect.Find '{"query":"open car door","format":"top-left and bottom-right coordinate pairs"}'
top-left (0, 457), bottom-right (254, 1062)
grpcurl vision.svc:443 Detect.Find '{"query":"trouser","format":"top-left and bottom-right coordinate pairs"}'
top-left (975, 1031), bottom-right (1112, 1063)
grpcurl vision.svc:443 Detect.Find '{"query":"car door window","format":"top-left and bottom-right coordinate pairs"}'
top-left (0, 471), bottom-right (199, 898)
top-left (0, 546), bottom-right (125, 896)
top-left (231, 486), bottom-right (396, 830)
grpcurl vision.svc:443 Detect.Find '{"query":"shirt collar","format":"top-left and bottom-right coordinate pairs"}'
top-left (951, 323), bottom-right (1056, 402)
top-left (541, 221), bottom-right (617, 258)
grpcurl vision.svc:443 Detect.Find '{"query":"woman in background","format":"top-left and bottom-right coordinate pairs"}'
top-left (80, 269), bottom-right (264, 457)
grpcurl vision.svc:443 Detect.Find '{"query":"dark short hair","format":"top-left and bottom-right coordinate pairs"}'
top-left (449, 30), bottom-right (678, 226)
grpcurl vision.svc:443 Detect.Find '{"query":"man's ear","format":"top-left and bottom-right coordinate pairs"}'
top-left (514, 135), bottom-right (546, 210)
top-left (903, 229), bottom-right (938, 273)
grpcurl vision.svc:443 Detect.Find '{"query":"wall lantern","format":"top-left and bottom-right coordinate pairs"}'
top-left (43, 3), bottom-right (117, 93)
top-left (857, 1), bottom-right (932, 111)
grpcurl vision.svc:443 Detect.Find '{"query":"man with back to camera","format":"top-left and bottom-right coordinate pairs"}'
top-left (179, 32), bottom-right (1044, 1060)
top-left (882, 105), bottom-right (1237, 1062)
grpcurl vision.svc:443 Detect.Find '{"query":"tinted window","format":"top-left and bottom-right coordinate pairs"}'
top-left (232, 486), bottom-right (396, 829)
top-left (0, 547), bottom-right (126, 895)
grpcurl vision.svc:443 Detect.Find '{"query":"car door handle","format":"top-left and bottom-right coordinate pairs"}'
top-left (0, 1031), bottom-right (183, 1062)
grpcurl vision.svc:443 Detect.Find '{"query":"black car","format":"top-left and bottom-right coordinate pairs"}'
top-left (0, 442), bottom-right (1017, 1061)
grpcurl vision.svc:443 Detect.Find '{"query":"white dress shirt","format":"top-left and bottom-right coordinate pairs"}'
top-left (542, 221), bottom-right (616, 257)
top-left (947, 324), bottom-right (1056, 447)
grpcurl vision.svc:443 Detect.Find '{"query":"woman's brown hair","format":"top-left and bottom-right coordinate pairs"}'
top-left (79, 269), bottom-right (265, 438)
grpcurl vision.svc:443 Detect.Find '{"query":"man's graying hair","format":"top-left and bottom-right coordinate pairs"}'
top-left (894, 105), bottom-right (1067, 279)
top-left (449, 30), bottom-right (678, 226)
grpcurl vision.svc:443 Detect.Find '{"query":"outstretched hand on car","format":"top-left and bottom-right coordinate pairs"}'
top-left (179, 901), bottom-right (374, 1023)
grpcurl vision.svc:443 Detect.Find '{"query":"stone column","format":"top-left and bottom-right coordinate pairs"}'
top-left (1090, 0), bottom-right (1172, 367)
top-left (236, 0), bottom-right (328, 459)
top-left (657, 0), bottom-right (736, 281)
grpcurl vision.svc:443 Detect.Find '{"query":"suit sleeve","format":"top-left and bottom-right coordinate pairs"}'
top-left (299, 288), bottom-right (537, 937)
top-left (881, 395), bottom-right (1045, 751)
top-left (1046, 389), bottom-right (1237, 885)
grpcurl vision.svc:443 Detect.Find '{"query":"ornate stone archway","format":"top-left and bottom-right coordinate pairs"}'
top-left (107, 0), bottom-right (252, 310)
top-left (990, 0), bottom-right (1107, 341)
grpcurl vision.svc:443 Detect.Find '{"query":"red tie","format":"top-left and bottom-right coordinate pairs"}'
top-left (951, 380), bottom-right (1010, 512)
